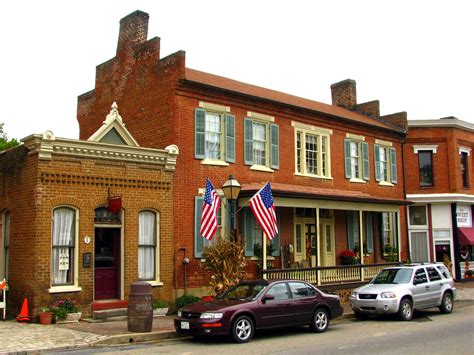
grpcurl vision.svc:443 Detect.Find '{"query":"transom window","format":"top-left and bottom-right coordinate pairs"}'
top-left (374, 143), bottom-right (397, 184)
top-left (295, 126), bottom-right (331, 178)
top-left (52, 207), bottom-right (76, 286)
top-left (344, 137), bottom-right (369, 181)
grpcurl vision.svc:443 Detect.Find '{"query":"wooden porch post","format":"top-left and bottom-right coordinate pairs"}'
top-left (359, 210), bottom-right (365, 281)
top-left (316, 207), bottom-right (321, 285)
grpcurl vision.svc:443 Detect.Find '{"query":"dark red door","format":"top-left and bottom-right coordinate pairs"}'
top-left (94, 228), bottom-right (120, 300)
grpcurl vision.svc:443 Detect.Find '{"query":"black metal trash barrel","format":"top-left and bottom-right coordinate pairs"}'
top-left (127, 281), bottom-right (153, 332)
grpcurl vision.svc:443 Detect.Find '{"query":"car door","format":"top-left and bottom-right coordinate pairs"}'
top-left (287, 281), bottom-right (316, 325)
top-left (411, 268), bottom-right (430, 308)
top-left (425, 266), bottom-right (443, 306)
top-left (257, 282), bottom-right (293, 328)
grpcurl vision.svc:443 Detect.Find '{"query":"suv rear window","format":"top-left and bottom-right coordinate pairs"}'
top-left (436, 265), bottom-right (450, 279)
top-left (426, 267), bottom-right (441, 281)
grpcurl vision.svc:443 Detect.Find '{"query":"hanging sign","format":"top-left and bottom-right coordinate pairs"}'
top-left (59, 252), bottom-right (70, 271)
top-left (456, 205), bottom-right (472, 227)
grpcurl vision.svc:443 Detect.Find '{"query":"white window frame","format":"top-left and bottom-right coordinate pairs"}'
top-left (293, 122), bottom-right (332, 179)
top-left (246, 114), bottom-right (275, 172)
top-left (409, 230), bottom-right (430, 263)
top-left (375, 140), bottom-right (396, 186)
top-left (49, 206), bottom-right (81, 293)
top-left (138, 210), bottom-right (162, 286)
top-left (408, 205), bottom-right (428, 229)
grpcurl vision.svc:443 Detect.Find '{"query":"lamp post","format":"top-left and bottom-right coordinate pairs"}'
top-left (222, 175), bottom-right (241, 239)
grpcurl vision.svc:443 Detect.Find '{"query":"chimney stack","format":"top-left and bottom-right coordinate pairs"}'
top-left (330, 79), bottom-right (357, 108)
top-left (116, 10), bottom-right (149, 56)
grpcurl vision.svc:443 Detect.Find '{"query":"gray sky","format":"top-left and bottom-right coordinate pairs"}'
top-left (1, 0), bottom-right (473, 141)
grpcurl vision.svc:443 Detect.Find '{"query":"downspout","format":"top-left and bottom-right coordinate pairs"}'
top-left (451, 203), bottom-right (462, 282)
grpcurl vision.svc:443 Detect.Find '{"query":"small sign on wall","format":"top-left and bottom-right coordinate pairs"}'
top-left (83, 252), bottom-right (92, 268)
top-left (59, 252), bottom-right (70, 271)
top-left (457, 205), bottom-right (472, 227)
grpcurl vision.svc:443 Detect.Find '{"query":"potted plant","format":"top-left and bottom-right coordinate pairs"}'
top-left (339, 249), bottom-right (357, 265)
top-left (51, 298), bottom-right (81, 323)
top-left (152, 299), bottom-right (169, 317)
top-left (465, 270), bottom-right (474, 279)
top-left (38, 307), bottom-right (53, 325)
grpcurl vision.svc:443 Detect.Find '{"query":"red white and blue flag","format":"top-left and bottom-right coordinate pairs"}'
top-left (249, 182), bottom-right (278, 240)
top-left (200, 178), bottom-right (221, 240)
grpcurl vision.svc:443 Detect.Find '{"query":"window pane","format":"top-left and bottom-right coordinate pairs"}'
top-left (139, 211), bottom-right (156, 280)
top-left (253, 122), bottom-right (267, 165)
top-left (266, 283), bottom-right (289, 300)
top-left (350, 141), bottom-right (359, 178)
top-left (418, 151), bottom-right (433, 186)
top-left (461, 152), bottom-right (469, 188)
top-left (205, 113), bottom-right (221, 159)
top-left (305, 134), bottom-right (318, 175)
top-left (409, 205), bottom-right (427, 225)
top-left (52, 208), bottom-right (75, 285)
top-left (379, 148), bottom-right (388, 181)
top-left (296, 132), bottom-right (302, 173)
top-left (410, 231), bottom-right (429, 262)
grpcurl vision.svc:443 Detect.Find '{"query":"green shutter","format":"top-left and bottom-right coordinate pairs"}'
top-left (271, 209), bottom-right (280, 256)
top-left (195, 108), bottom-right (206, 159)
top-left (194, 197), bottom-right (205, 258)
top-left (270, 124), bottom-right (279, 169)
top-left (362, 142), bottom-right (370, 181)
top-left (374, 144), bottom-right (381, 181)
top-left (244, 118), bottom-right (254, 165)
top-left (225, 114), bottom-right (235, 163)
top-left (344, 139), bottom-right (352, 178)
top-left (390, 147), bottom-right (397, 184)
top-left (244, 208), bottom-right (254, 256)
top-left (365, 212), bottom-right (373, 253)
top-left (347, 211), bottom-right (354, 250)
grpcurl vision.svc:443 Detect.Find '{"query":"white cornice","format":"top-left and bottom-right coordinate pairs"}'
top-left (408, 119), bottom-right (474, 132)
top-left (406, 193), bottom-right (474, 204)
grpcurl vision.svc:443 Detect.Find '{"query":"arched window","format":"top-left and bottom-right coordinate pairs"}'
top-left (138, 210), bottom-right (159, 281)
top-left (52, 207), bottom-right (76, 286)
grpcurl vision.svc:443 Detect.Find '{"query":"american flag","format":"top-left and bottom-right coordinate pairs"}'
top-left (249, 182), bottom-right (278, 240)
top-left (200, 178), bottom-right (221, 240)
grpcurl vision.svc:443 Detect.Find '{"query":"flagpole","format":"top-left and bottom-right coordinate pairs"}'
top-left (262, 232), bottom-right (267, 279)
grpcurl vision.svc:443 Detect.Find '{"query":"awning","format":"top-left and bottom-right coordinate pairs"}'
top-left (459, 227), bottom-right (474, 245)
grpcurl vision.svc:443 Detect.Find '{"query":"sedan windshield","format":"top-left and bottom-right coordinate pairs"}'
top-left (372, 268), bottom-right (413, 284)
top-left (217, 283), bottom-right (267, 301)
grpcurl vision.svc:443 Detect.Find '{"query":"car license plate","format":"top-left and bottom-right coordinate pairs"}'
top-left (181, 321), bottom-right (190, 330)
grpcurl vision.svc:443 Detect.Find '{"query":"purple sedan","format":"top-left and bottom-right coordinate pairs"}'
top-left (174, 279), bottom-right (343, 343)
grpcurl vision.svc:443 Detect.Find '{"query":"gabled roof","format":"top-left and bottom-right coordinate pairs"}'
top-left (185, 68), bottom-right (403, 133)
top-left (88, 102), bottom-right (140, 146)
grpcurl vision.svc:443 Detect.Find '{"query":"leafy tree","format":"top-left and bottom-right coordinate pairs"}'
top-left (0, 122), bottom-right (19, 151)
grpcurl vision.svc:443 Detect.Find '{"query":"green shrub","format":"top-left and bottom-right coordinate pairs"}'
top-left (175, 294), bottom-right (201, 309)
top-left (152, 299), bottom-right (168, 309)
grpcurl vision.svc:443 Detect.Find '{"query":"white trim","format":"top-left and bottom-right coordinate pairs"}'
top-left (291, 121), bottom-right (333, 135)
top-left (459, 146), bottom-right (471, 156)
top-left (199, 101), bottom-right (230, 113)
top-left (250, 164), bottom-right (274, 173)
top-left (413, 145), bottom-right (438, 154)
top-left (349, 177), bottom-right (366, 184)
top-left (294, 172), bottom-right (333, 180)
top-left (406, 193), bottom-right (474, 204)
top-left (146, 281), bottom-right (164, 287)
top-left (201, 159), bottom-right (230, 167)
top-left (408, 118), bottom-right (474, 132)
top-left (375, 139), bottom-right (392, 147)
top-left (379, 181), bottom-right (394, 187)
top-left (247, 111), bottom-right (274, 122)
top-left (408, 230), bottom-right (430, 262)
top-left (346, 133), bottom-right (365, 141)
top-left (48, 285), bottom-right (83, 293)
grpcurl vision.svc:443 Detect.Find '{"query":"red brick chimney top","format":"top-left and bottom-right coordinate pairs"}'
top-left (116, 10), bottom-right (150, 56)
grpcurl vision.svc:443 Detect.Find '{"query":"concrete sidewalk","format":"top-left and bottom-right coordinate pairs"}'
top-left (1, 282), bottom-right (473, 354)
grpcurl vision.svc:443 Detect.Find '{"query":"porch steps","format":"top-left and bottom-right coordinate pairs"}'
top-left (83, 308), bottom-right (128, 323)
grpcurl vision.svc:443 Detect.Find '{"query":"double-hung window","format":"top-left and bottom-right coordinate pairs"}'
top-left (244, 112), bottom-right (279, 171)
top-left (1, 211), bottom-right (10, 280)
top-left (194, 196), bottom-right (227, 258)
top-left (344, 134), bottom-right (369, 181)
top-left (418, 150), bottom-right (434, 187)
top-left (243, 208), bottom-right (280, 258)
top-left (374, 140), bottom-right (397, 185)
top-left (293, 122), bottom-right (332, 178)
top-left (138, 210), bottom-right (159, 282)
top-left (459, 148), bottom-right (470, 188)
top-left (382, 212), bottom-right (398, 260)
top-left (195, 102), bottom-right (235, 165)
top-left (52, 207), bottom-right (77, 286)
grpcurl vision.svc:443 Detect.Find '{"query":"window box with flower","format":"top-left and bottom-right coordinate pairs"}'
top-left (51, 298), bottom-right (81, 323)
top-left (339, 249), bottom-right (358, 265)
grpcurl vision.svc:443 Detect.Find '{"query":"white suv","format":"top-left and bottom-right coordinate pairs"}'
top-left (349, 263), bottom-right (455, 321)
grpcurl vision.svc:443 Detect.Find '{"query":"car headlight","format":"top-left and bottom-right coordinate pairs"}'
top-left (200, 312), bottom-right (223, 319)
top-left (381, 292), bottom-right (396, 298)
top-left (351, 291), bottom-right (358, 298)
top-left (177, 310), bottom-right (182, 317)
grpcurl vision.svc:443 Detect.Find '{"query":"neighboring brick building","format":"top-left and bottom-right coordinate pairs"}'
top-left (404, 117), bottom-right (474, 280)
top-left (77, 11), bottom-right (410, 297)
top-left (0, 104), bottom-right (178, 318)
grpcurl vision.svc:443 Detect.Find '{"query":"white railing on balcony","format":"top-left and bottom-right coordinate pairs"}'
top-left (261, 263), bottom-right (401, 286)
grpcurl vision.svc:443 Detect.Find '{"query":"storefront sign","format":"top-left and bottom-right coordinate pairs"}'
top-left (456, 205), bottom-right (472, 227)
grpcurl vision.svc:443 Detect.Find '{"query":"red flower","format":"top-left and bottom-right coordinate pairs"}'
top-left (340, 249), bottom-right (356, 257)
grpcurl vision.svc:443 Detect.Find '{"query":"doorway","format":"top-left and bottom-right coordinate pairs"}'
top-left (94, 228), bottom-right (120, 300)
top-left (319, 221), bottom-right (335, 266)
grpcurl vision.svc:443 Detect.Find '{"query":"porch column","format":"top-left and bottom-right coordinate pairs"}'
top-left (316, 207), bottom-right (321, 285)
top-left (359, 210), bottom-right (365, 281)
top-left (262, 232), bottom-right (267, 280)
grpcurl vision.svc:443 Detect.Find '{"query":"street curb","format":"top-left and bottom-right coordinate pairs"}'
top-left (92, 329), bottom-right (185, 346)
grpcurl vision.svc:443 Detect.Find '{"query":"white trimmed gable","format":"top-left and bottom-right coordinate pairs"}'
top-left (88, 102), bottom-right (140, 147)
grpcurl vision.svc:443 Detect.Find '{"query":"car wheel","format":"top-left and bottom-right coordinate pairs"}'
top-left (231, 315), bottom-right (254, 343)
top-left (310, 308), bottom-right (329, 333)
top-left (398, 298), bottom-right (413, 321)
top-left (354, 311), bottom-right (369, 320)
top-left (439, 292), bottom-right (453, 314)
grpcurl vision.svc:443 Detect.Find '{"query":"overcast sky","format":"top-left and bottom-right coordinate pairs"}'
top-left (1, 0), bottom-right (473, 141)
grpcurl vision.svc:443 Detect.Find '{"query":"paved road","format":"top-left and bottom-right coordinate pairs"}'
top-left (55, 303), bottom-right (474, 354)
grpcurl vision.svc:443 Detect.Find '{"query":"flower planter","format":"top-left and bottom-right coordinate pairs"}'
top-left (38, 312), bottom-right (53, 325)
top-left (153, 308), bottom-right (169, 317)
top-left (56, 312), bottom-right (82, 323)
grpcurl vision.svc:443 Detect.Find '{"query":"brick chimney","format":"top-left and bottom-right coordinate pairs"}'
top-left (116, 10), bottom-right (149, 56)
top-left (331, 79), bottom-right (357, 108)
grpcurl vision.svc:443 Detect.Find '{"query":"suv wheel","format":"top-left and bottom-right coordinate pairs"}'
top-left (439, 292), bottom-right (453, 314)
top-left (398, 298), bottom-right (413, 321)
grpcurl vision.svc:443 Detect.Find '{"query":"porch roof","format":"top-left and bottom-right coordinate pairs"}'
top-left (239, 182), bottom-right (410, 206)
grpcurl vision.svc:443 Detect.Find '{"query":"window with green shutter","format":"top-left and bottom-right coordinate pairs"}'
top-left (344, 136), bottom-right (369, 181)
top-left (374, 142), bottom-right (397, 185)
top-left (244, 118), bottom-right (279, 171)
top-left (243, 207), bottom-right (280, 257)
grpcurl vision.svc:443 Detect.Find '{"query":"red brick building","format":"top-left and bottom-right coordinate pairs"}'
top-left (404, 117), bottom-right (474, 280)
top-left (0, 104), bottom-right (178, 318)
top-left (77, 11), bottom-right (410, 296)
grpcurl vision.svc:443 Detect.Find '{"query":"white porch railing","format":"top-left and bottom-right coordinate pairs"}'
top-left (261, 263), bottom-right (401, 286)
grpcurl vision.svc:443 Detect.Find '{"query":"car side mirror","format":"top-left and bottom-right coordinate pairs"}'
top-left (262, 294), bottom-right (275, 303)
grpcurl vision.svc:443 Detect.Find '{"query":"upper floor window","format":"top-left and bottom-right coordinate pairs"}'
top-left (374, 141), bottom-right (397, 185)
top-left (418, 150), bottom-right (434, 187)
top-left (293, 122), bottom-right (332, 179)
top-left (409, 205), bottom-right (427, 226)
top-left (138, 210), bottom-right (159, 282)
top-left (1, 211), bottom-right (10, 280)
top-left (344, 135), bottom-right (369, 182)
top-left (52, 207), bottom-right (77, 286)
top-left (244, 114), bottom-right (279, 171)
top-left (460, 151), bottom-right (469, 188)
top-left (195, 103), bottom-right (235, 165)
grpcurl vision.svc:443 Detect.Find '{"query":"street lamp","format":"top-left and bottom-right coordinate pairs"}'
top-left (222, 175), bottom-right (241, 237)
